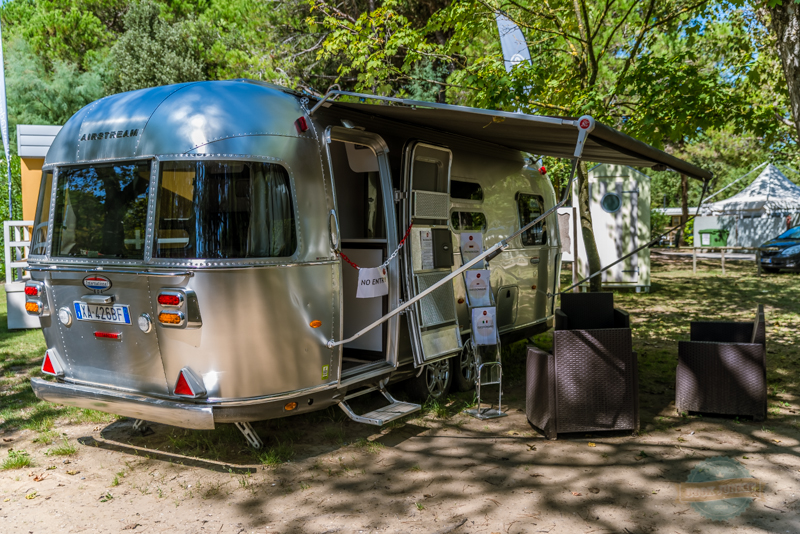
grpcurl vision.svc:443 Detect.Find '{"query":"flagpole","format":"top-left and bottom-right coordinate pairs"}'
top-left (0, 9), bottom-right (13, 219)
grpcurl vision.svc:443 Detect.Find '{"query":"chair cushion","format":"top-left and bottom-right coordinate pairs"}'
top-left (559, 292), bottom-right (615, 330)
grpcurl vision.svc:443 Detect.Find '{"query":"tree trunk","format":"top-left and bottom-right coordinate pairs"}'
top-left (577, 162), bottom-right (602, 292)
top-left (679, 173), bottom-right (689, 247)
top-left (770, 3), bottom-right (800, 139)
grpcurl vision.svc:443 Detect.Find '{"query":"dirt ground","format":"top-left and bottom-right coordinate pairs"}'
top-left (1, 255), bottom-right (799, 534)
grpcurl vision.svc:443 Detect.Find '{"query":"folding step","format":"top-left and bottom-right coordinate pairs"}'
top-left (338, 385), bottom-right (420, 426)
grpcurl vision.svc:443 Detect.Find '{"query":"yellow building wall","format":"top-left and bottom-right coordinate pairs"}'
top-left (20, 157), bottom-right (44, 221)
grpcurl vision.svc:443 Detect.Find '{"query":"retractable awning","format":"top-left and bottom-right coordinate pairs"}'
top-left (313, 92), bottom-right (711, 181)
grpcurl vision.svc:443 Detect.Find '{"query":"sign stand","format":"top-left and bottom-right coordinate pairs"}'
top-left (459, 233), bottom-right (506, 420)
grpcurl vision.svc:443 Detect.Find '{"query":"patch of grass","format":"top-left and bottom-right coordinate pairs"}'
top-left (323, 424), bottom-right (347, 445)
top-left (2, 449), bottom-right (33, 470)
top-left (415, 502), bottom-right (425, 510)
top-left (354, 437), bottom-right (385, 454)
top-left (46, 438), bottom-right (77, 456)
top-left (258, 441), bottom-right (295, 466)
top-left (32, 430), bottom-right (59, 445)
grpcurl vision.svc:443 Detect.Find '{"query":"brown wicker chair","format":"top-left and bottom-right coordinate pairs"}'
top-left (676, 305), bottom-right (767, 420)
top-left (526, 292), bottom-right (639, 439)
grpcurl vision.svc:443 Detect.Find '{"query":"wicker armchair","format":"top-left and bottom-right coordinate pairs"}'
top-left (676, 305), bottom-right (767, 420)
top-left (526, 292), bottom-right (639, 440)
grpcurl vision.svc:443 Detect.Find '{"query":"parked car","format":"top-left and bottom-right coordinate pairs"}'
top-left (759, 227), bottom-right (800, 273)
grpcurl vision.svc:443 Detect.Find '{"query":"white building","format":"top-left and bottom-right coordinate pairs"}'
top-left (694, 164), bottom-right (800, 248)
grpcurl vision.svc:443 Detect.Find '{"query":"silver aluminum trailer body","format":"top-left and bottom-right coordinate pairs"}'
top-left (27, 80), bottom-right (711, 432)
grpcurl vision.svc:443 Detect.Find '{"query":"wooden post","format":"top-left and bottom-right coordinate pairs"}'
top-left (692, 247), bottom-right (697, 275)
top-left (721, 248), bottom-right (726, 275)
top-left (757, 249), bottom-right (762, 277)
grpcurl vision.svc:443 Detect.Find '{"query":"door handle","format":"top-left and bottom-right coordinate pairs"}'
top-left (81, 294), bottom-right (115, 305)
top-left (530, 258), bottom-right (540, 265)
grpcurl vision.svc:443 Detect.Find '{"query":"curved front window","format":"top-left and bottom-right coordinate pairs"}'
top-left (52, 162), bottom-right (151, 259)
top-left (155, 160), bottom-right (297, 259)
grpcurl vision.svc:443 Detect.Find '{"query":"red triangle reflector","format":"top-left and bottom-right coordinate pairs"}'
top-left (174, 372), bottom-right (194, 396)
top-left (42, 353), bottom-right (56, 375)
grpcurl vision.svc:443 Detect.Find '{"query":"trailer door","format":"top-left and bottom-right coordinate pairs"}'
top-left (402, 142), bottom-right (462, 367)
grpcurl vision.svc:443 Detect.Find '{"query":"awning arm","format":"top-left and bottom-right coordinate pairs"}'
top-left (308, 89), bottom-right (574, 127)
top-left (325, 116), bottom-right (596, 349)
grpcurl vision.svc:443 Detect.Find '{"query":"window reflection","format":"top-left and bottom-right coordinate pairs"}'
top-left (517, 193), bottom-right (547, 246)
top-left (52, 162), bottom-right (150, 259)
top-left (156, 161), bottom-right (297, 259)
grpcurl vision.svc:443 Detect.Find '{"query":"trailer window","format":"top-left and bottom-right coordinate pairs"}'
top-left (31, 170), bottom-right (53, 256)
top-left (517, 193), bottom-right (547, 246)
top-left (51, 162), bottom-right (151, 259)
top-left (155, 160), bottom-right (296, 259)
top-left (450, 180), bottom-right (483, 201)
top-left (450, 211), bottom-right (486, 232)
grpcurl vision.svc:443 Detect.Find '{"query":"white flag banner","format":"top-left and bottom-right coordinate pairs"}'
top-left (0, 20), bottom-right (12, 218)
top-left (495, 13), bottom-right (531, 74)
top-left (356, 267), bottom-right (389, 298)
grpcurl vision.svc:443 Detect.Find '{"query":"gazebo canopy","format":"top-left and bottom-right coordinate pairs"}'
top-left (704, 164), bottom-right (800, 214)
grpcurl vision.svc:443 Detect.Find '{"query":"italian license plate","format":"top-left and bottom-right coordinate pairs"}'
top-left (73, 302), bottom-right (131, 325)
top-left (764, 258), bottom-right (772, 264)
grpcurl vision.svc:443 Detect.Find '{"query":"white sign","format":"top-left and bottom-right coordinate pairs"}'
top-left (356, 267), bottom-right (388, 298)
top-left (472, 307), bottom-right (497, 346)
top-left (465, 270), bottom-right (492, 307)
top-left (420, 230), bottom-right (434, 270)
top-left (460, 232), bottom-right (484, 266)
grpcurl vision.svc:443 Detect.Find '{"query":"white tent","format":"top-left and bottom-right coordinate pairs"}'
top-left (694, 164), bottom-right (800, 247)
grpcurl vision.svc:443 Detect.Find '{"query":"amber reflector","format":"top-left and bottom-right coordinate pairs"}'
top-left (24, 286), bottom-right (39, 296)
top-left (159, 311), bottom-right (182, 324)
top-left (158, 294), bottom-right (182, 306)
top-left (284, 402), bottom-right (298, 411)
top-left (42, 353), bottom-right (56, 375)
top-left (309, 320), bottom-right (322, 328)
top-left (25, 302), bottom-right (39, 313)
top-left (174, 372), bottom-right (193, 396)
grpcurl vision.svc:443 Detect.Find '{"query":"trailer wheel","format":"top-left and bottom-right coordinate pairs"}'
top-left (451, 341), bottom-right (477, 392)
top-left (404, 359), bottom-right (452, 402)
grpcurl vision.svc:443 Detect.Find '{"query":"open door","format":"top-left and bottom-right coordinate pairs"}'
top-left (402, 142), bottom-right (462, 367)
top-left (325, 127), bottom-right (400, 380)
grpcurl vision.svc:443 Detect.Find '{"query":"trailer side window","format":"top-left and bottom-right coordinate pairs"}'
top-left (31, 170), bottom-right (53, 256)
top-left (155, 160), bottom-right (296, 259)
top-left (517, 193), bottom-right (547, 246)
top-left (450, 180), bottom-right (483, 201)
top-left (450, 211), bottom-right (487, 232)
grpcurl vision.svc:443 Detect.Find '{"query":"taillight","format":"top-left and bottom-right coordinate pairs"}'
top-left (24, 286), bottom-right (39, 297)
top-left (94, 332), bottom-right (122, 340)
top-left (158, 311), bottom-right (184, 325)
top-left (157, 293), bottom-right (182, 306)
top-left (172, 367), bottom-right (207, 398)
top-left (24, 281), bottom-right (48, 316)
top-left (25, 302), bottom-right (40, 314)
top-left (41, 350), bottom-right (64, 377)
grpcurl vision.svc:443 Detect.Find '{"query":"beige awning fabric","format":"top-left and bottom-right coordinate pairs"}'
top-left (325, 98), bottom-right (711, 180)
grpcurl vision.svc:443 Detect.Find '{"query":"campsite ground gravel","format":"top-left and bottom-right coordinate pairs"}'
top-left (1, 254), bottom-right (799, 534)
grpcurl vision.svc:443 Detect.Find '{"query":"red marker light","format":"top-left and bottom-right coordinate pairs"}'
top-left (539, 166), bottom-right (547, 175)
top-left (94, 332), bottom-right (121, 340)
top-left (295, 116), bottom-right (309, 133)
top-left (174, 372), bottom-right (194, 396)
top-left (158, 294), bottom-right (182, 306)
top-left (24, 286), bottom-right (39, 296)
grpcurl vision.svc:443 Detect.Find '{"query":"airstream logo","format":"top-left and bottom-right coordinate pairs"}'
top-left (79, 129), bottom-right (139, 141)
top-left (83, 276), bottom-right (112, 292)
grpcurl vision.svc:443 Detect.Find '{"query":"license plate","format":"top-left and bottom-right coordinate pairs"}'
top-left (764, 258), bottom-right (772, 264)
top-left (73, 302), bottom-right (131, 325)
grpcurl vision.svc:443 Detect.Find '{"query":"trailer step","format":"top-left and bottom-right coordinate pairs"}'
top-left (338, 385), bottom-right (420, 426)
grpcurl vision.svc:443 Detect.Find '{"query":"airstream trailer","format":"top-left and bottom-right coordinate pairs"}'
top-left (26, 80), bottom-right (710, 447)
